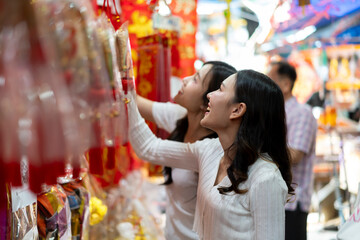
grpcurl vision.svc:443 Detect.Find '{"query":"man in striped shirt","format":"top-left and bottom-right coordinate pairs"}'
top-left (268, 61), bottom-right (317, 240)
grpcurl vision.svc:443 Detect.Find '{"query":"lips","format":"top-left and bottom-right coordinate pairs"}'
top-left (205, 104), bottom-right (210, 113)
top-left (178, 87), bottom-right (184, 95)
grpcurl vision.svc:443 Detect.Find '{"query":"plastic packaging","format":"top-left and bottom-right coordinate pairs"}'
top-left (37, 185), bottom-right (72, 240)
top-left (93, 14), bottom-right (129, 188)
top-left (82, 172), bottom-right (109, 240)
top-left (0, 0), bottom-right (82, 194)
top-left (114, 22), bottom-right (136, 95)
top-left (10, 185), bottom-right (38, 240)
top-left (59, 179), bottom-right (90, 240)
top-left (105, 171), bottom-right (165, 240)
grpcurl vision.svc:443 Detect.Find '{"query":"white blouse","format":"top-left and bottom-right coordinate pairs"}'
top-left (152, 102), bottom-right (199, 240)
top-left (129, 96), bottom-right (288, 240)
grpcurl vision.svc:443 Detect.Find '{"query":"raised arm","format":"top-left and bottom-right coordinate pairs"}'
top-left (128, 92), bottom-right (199, 172)
top-left (137, 95), bottom-right (187, 133)
top-left (136, 95), bottom-right (155, 123)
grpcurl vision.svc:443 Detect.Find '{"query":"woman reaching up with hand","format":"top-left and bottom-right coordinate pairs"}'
top-left (136, 61), bottom-right (236, 240)
top-left (128, 70), bottom-right (294, 240)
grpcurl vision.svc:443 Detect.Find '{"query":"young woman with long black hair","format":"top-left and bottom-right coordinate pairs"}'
top-left (128, 70), bottom-right (294, 239)
top-left (136, 61), bottom-right (236, 240)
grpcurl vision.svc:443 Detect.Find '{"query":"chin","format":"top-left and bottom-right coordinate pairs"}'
top-left (200, 117), bottom-right (209, 128)
top-left (201, 116), bottom-right (218, 133)
top-left (173, 94), bottom-right (181, 104)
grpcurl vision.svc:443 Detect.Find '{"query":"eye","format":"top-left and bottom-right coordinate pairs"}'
top-left (194, 73), bottom-right (200, 82)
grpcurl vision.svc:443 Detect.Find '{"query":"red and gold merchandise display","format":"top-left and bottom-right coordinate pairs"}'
top-left (1, 0), bottom-right (177, 239)
top-left (115, 0), bottom-right (197, 79)
top-left (137, 34), bottom-right (171, 102)
top-left (0, 0), bottom-right (82, 195)
top-left (168, 0), bottom-right (198, 78)
top-left (136, 34), bottom-right (171, 176)
top-left (114, 0), bottom-right (154, 80)
top-left (86, 16), bottom-right (131, 189)
top-left (161, 30), bottom-right (181, 78)
top-left (97, 0), bottom-right (199, 176)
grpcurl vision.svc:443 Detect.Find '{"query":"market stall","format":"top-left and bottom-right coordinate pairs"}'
top-left (260, 0), bottom-right (360, 233)
top-left (0, 0), bottom-right (179, 239)
top-left (2, 0), bottom-right (360, 239)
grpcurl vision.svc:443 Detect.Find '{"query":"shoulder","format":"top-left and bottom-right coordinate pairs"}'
top-left (152, 102), bottom-right (188, 132)
top-left (248, 158), bottom-right (287, 191)
top-left (292, 99), bottom-right (313, 115)
top-left (153, 101), bottom-right (187, 116)
top-left (299, 102), bottom-right (313, 115)
top-left (288, 99), bottom-right (316, 122)
top-left (191, 138), bottom-right (222, 161)
top-left (193, 138), bottom-right (221, 151)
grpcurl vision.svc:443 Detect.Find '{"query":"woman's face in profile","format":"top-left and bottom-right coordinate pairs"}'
top-left (200, 73), bottom-right (236, 131)
top-left (174, 64), bottom-right (212, 113)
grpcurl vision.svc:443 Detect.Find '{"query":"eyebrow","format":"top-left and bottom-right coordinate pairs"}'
top-left (196, 72), bottom-right (200, 79)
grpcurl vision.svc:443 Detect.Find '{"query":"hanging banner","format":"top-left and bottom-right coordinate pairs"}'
top-left (169, 0), bottom-right (198, 78)
top-left (119, 0), bottom-right (154, 79)
top-left (119, 0), bottom-right (198, 78)
top-left (136, 34), bottom-right (171, 176)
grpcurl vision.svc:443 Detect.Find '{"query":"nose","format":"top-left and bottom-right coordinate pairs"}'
top-left (207, 91), bottom-right (213, 100)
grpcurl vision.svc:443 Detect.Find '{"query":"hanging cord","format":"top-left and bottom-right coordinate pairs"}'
top-left (102, 0), bottom-right (120, 22)
top-left (112, 0), bottom-right (121, 22)
top-left (107, 0), bottom-right (110, 20)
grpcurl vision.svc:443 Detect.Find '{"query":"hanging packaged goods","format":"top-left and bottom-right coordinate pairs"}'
top-left (0, 0), bottom-right (200, 238)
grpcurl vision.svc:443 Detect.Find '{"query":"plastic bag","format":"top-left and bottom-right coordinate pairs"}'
top-left (10, 186), bottom-right (38, 240)
top-left (0, 0), bottom-right (82, 194)
top-left (114, 22), bottom-right (136, 95)
top-left (91, 14), bottom-right (129, 188)
top-left (72, 0), bottom-right (123, 180)
top-left (59, 179), bottom-right (90, 240)
top-left (37, 185), bottom-right (72, 240)
top-left (105, 171), bottom-right (164, 240)
top-left (35, 0), bottom-right (94, 178)
top-left (82, 173), bottom-right (109, 240)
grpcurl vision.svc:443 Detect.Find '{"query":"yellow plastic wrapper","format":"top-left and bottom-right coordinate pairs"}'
top-left (89, 197), bottom-right (108, 226)
top-left (82, 172), bottom-right (110, 239)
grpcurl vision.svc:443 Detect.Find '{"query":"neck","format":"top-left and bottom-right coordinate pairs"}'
top-left (184, 111), bottom-right (213, 143)
top-left (216, 122), bottom-right (239, 162)
top-left (284, 92), bottom-right (293, 101)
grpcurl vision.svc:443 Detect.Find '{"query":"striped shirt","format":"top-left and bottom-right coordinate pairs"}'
top-left (285, 97), bottom-right (317, 212)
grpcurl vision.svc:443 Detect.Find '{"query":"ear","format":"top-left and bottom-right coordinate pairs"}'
top-left (283, 78), bottom-right (293, 93)
top-left (229, 103), bottom-right (246, 120)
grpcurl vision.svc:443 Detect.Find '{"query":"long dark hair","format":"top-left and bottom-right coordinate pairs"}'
top-left (163, 61), bottom-right (236, 185)
top-left (218, 70), bottom-right (294, 197)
